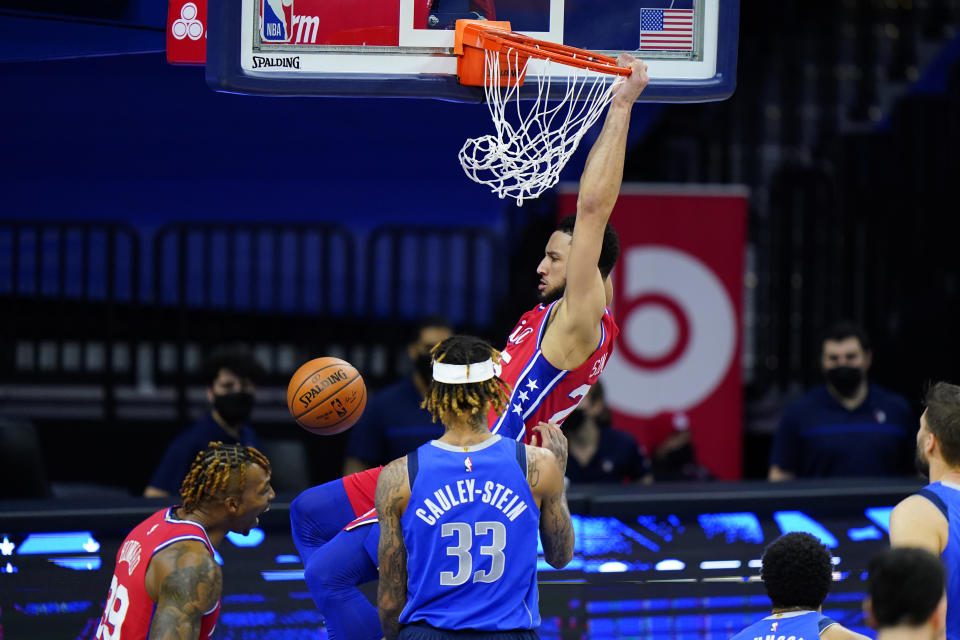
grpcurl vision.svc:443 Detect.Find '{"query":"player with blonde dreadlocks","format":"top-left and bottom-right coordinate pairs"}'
top-left (422, 337), bottom-right (511, 424)
top-left (95, 442), bottom-right (275, 640)
top-left (288, 57), bottom-right (648, 640)
top-left (377, 334), bottom-right (574, 639)
top-left (180, 440), bottom-right (272, 512)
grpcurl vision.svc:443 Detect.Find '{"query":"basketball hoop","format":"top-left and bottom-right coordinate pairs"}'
top-left (455, 20), bottom-right (632, 205)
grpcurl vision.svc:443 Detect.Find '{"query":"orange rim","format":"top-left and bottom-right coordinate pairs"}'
top-left (455, 19), bottom-right (632, 87)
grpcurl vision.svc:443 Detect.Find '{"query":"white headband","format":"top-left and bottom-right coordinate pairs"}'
top-left (432, 359), bottom-right (502, 385)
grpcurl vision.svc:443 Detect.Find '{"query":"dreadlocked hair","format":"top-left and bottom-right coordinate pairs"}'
top-left (179, 441), bottom-right (271, 512)
top-left (422, 335), bottom-right (512, 425)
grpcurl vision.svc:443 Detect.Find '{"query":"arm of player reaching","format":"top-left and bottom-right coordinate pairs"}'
top-left (146, 541), bottom-right (222, 640)
top-left (527, 444), bottom-right (574, 569)
top-left (554, 56), bottom-right (650, 343)
top-left (375, 457), bottom-right (410, 640)
top-left (889, 494), bottom-right (948, 554)
top-left (532, 420), bottom-right (568, 475)
top-left (821, 624), bottom-right (873, 640)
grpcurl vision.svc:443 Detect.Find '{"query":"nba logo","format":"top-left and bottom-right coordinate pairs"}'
top-left (261, 0), bottom-right (293, 42)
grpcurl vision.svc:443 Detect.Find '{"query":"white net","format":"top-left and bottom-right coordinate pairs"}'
top-left (458, 48), bottom-right (625, 206)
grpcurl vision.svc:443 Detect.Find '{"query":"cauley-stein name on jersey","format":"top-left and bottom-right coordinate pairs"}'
top-left (413, 478), bottom-right (530, 526)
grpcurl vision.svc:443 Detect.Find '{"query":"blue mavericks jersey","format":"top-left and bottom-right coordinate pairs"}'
top-left (399, 435), bottom-right (541, 631)
top-left (916, 481), bottom-right (960, 640)
top-left (730, 611), bottom-right (836, 640)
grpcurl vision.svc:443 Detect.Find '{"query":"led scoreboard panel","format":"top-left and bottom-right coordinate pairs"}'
top-left (0, 479), bottom-right (921, 639)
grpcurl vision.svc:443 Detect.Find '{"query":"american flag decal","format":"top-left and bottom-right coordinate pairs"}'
top-left (639, 8), bottom-right (694, 51)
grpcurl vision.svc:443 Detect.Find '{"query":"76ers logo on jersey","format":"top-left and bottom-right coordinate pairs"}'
top-left (261, 0), bottom-right (293, 42)
top-left (119, 540), bottom-right (141, 576)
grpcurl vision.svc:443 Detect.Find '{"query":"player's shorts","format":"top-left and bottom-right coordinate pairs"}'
top-left (399, 622), bottom-right (539, 640)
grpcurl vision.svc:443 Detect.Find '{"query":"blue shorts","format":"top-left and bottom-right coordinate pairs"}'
top-left (399, 623), bottom-right (539, 640)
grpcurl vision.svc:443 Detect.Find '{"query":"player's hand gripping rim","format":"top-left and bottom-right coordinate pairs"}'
top-left (531, 420), bottom-right (568, 475)
top-left (612, 53), bottom-right (649, 104)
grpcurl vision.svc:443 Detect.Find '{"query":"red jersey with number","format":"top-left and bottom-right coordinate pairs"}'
top-left (95, 507), bottom-right (220, 640)
top-left (489, 300), bottom-right (618, 443)
top-left (341, 302), bottom-right (616, 529)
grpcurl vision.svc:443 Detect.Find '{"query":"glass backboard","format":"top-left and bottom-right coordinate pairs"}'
top-left (206, 0), bottom-right (739, 101)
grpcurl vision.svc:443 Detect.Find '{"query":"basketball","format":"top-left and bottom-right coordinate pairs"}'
top-left (286, 357), bottom-right (367, 435)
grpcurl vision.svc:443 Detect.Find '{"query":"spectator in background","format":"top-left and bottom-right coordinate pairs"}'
top-left (649, 421), bottom-right (714, 482)
top-left (144, 347), bottom-right (265, 498)
top-left (865, 547), bottom-right (947, 640)
top-left (342, 316), bottom-right (453, 475)
top-left (769, 322), bottom-right (913, 481)
top-left (561, 380), bottom-right (652, 484)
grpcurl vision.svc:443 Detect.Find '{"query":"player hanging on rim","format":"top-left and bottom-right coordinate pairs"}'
top-left (376, 334), bottom-right (573, 639)
top-left (288, 53), bottom-right (650, 640)
top-left (95, 442), bottom-right (275, 640)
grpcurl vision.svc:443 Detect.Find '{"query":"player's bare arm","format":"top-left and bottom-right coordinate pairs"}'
top-left (532, 420), bottom-right (568, 474)
top-left (542, 55), bottom-right (649, 368)
top-left (527, 445), bottom-right (574, 568)
top-left (821, 623), bottom-right (873, 640)
top-left (889, 494), bottom-right (948, 554)
top-left (376, 457), bottom-right (410, 640)
top-left (145, 541), bottom-right (222, 640)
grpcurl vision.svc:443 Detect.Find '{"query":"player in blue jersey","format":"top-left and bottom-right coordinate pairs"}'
top-left (289, 52), bottom-right (649, 640)
top-left (376, 335), bottom-right (574, 639)
top-left (865, 547), bottom-right (947, 640)
top-left (889, 381), bottom-right (960, 639)
top-left (730, 532), bottom-right (869, 640)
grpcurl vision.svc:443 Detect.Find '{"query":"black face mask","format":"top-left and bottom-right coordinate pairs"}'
top-left (825, 366), bottom-right (863, 398)
top-left (561, 408), bottom-right (586, 436)
top-left (213, 391), bottom-right (255, 425)
top-left (413, 351), bottom-right (433, 384)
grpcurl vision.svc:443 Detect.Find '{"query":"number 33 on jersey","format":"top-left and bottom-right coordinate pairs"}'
top-left (489, 300), bottom-right (619, 443)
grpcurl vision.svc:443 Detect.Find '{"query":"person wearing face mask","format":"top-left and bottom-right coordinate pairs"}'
top-left (768, 322), bottom-right (913, 481)
top-left (562, 380), bottom-right (652, 485)
top-left (342, 315), bottom-right (454, 475)
top-left (144, 347), bottom-right (266, 498)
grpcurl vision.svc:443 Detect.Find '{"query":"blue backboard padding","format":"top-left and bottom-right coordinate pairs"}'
top-left (207, 0), bottom-right (738, 102)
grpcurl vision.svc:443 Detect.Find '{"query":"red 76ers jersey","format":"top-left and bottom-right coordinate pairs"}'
top-left (489, 301), bottom-right (619, 443)
top-left (95, 507), bottom-right (220, 640)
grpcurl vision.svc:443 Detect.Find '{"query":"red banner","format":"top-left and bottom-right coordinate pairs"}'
top-left (167, 0), bottom-right (207, 65)
top-left (559, 185), bottom-right (748, 480)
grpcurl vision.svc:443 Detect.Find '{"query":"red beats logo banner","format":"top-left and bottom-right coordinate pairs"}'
top-left (559, 185), bottom-right (748, 479)
top-left (167, 0), bottom-right (207, 65)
